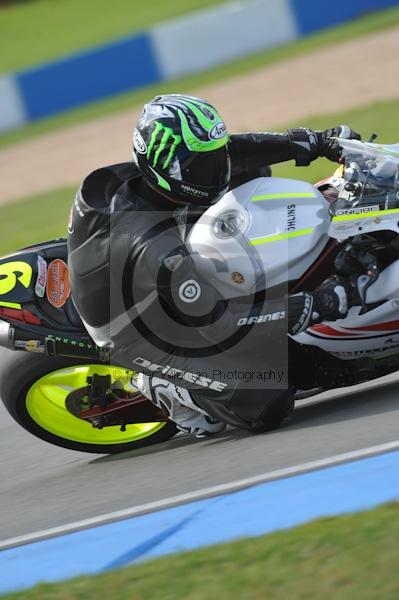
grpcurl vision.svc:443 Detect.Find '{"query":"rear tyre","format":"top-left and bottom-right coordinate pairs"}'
top-left (0, 351), bottom-right (177, 454)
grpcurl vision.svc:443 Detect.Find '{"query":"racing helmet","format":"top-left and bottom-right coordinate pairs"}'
top-left (133, 94), bottom-right (231, 207)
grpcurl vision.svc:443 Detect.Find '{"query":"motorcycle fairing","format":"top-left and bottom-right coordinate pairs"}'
top-left (186, 177), bottom-right (330, 298)
top-left (0, 240), bottom-right (84, 334)
top-left (294, 299), bottom-right (399, 360)
top-left (294, 254), bottom-right (399, 360)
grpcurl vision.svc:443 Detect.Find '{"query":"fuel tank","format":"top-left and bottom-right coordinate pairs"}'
top-left (186, 177), bottom-right (330, 298)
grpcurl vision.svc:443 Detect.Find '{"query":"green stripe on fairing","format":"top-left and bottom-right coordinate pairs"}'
top-left (333, 207), bottom-right (399, 222)
top-left (249, 227), bottom-right (314, 246)
top-left (251, 193), bottom-right (317, 202)
top-left (0, 300), bottom-right (22, 309)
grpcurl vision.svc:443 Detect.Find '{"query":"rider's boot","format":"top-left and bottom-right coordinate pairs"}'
top-left (136, 374), bottom-right (226, 438)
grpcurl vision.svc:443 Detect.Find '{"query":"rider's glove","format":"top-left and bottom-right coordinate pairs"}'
top-left (287, 128), bottom-right (320, 166)
top-left (288, 125), bottom-right (361, 166)
top-left (289, 276), bottom-right (351, 335)
top-left (317, 125), bottom-right (361, 162)
top-left (311, 276), bottom-right (350, 322)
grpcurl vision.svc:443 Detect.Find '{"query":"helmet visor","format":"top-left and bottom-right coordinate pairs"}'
top-left (178, 146), bottom-right (231, 189)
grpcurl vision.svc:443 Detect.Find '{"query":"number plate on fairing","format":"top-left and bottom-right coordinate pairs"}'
top-left (0, 256), bottom-right (35, 308)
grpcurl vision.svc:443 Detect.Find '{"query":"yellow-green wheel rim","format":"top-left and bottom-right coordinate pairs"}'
top-left (26, 364), bottom-right (166, 445)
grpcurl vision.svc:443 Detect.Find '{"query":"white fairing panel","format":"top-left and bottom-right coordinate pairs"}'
top-left (294, 258), bottom-right (399, 360)
top-left (186, 177), bottom-right (329, 298)
top-left (294, 300), bottom-right (399, 360)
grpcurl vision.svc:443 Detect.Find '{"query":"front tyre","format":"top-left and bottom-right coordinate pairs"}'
top-left (0, 351), bottom-right (177, 454)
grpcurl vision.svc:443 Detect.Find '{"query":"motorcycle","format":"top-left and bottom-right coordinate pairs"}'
top-left (1, 137), bottom-right (399, 453)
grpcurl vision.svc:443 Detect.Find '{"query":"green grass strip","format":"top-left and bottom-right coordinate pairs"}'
top-left (0, 0), bottom-right (226, 75)
top-left (0, 96), bottom-right (398, 258)
top-left (0, 186), bottom-right (75, 257)
top-left (3, 502), bottom-right (398, 600)
top-left (1, 5), bottom-right (399, 151)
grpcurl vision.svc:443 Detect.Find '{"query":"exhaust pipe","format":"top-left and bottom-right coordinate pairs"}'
top-left (0, 320), bottom-right (14, 350)
top-left (0, 319), bottom-right (107, 359)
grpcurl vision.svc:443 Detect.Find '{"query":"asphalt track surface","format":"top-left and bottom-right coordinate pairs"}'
top-left (0, 347), bottom-right (398, 542)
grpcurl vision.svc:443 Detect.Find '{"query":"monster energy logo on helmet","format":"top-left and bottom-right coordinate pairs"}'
top-left (147, 123), bottom-right (182, 169)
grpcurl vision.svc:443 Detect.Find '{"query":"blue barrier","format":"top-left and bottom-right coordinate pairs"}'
top-left (290, 0), bottom-right (399, 34)
top-left (16, 34), bottom-right (161, 120)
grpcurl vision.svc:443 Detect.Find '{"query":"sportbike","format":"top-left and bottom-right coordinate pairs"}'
top-left (1, 137), bottom-right (399, 453)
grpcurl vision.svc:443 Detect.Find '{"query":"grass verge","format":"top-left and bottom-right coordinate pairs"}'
top-left (1, 97), bottom-right (398, 258)
top-left (0, 0), bottom-right (225, 75)
top-left (0, 186), bottom-right (75, 256)
top-left (3, 502), bottom-right (399, 599)
top-left (1, 5), bottom-right (399, 151)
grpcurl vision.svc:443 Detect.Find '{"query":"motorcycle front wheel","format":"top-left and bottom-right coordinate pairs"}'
top-left (0, 351), bottom-right (177, 454)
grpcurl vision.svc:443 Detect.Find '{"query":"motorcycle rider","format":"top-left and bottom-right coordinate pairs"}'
top-left (68, 94), bottom-right (360, 437)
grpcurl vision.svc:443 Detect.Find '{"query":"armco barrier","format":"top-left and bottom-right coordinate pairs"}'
top-left (0, 0), bottom-right (398, 132)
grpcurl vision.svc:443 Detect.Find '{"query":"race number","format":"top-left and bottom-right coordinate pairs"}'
top-left (0, 261), bottom-right (32, 295)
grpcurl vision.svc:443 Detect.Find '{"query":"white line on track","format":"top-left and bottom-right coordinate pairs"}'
top-left (1, 439), bottom-right (398, 551)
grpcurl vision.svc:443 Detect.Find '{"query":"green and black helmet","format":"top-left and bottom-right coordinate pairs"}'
top-left (133, 94), bottom-right (231, 206)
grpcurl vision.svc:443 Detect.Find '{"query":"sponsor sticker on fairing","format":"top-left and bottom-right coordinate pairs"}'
top-left (178, 279), bottom-right (201, 303)
top-left (286, 204), bottom-right (296, 231)
top-left (15, 339), bottom-right (44, 353)
top-left (46, 259), bottom-right (71, 308)
top-left (35, 255), bottom-right (47, 298)
top-left (334, 205), bottom-right (380, 216)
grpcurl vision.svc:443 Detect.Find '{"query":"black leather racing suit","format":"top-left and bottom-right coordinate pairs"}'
top-left (68, 132), bottom-right (321, 431)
